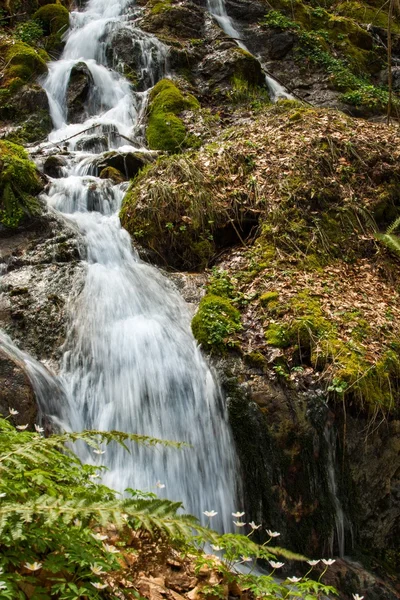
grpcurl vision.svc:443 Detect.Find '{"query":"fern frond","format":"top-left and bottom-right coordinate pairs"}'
top-left (375, 232), bottom-right (400, 258)
top-left (387, 215), bottom-right (400, 234)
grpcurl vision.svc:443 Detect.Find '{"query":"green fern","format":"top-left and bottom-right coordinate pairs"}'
top-left (0, 416), bottom-right (336, 599)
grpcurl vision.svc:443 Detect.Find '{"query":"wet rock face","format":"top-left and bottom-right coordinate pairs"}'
top-left (141, 1), bottom-right (205, 39)
top-left (0, 349), bottom-right (38, 426)
top-left (43, 155), bottom-right (67, 178)
top-left (94, 151), bottom-right (154, 180)
top-left (0, 207), bottom-right (84, 365)
top-left (347, 416), bottom-right (400, 561)
top-left (66, 62), bottom-right (94, 123)
top-left (107, 28), bottom-right (166, 91)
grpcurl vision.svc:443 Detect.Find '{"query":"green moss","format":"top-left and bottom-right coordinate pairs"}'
top-left (336, 1), bottom-right (400, 34)
top-left (1, 40), bottom-right (48, 85)
top-left (264, 288), bottom-right (400, 412)
top-left (146, 79), bottom-right (200, 152)
top-left (5, 109), bottom-right (53, 144)
top-left (99, 166), bottom-right (124, 183)
top-left (191, 294), bottom-right (241, 352)
top-left (265, 322), bottom-right (291, 348)
top-left (260, 291), bottom-right (279, 307)
top-left (261, 2), bottom-right (393, 112)
top-left (33, 3), bottom-right (69, 50)
top-left (0, 140), bottom-right (43, 228)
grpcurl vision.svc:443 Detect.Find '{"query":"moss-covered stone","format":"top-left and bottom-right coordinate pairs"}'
top-left (99, 166), bottom-right (124, 183)
top-left (0, 141), bottom-right (43, 228)
top-left (191, 294), bottom-right (241, 352)
top-left (0, 40), bottom-right (48, 90)
top-left (146, 78), bottom-right (200, 152)
top-left (33, 3), bottom-right (69, 51)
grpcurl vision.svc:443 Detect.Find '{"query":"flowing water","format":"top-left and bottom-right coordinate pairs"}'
top-left (206, 0), bottom-right (292, 100)
top-left (31, 0), bottom-right (240, 531)
top-left (324, 426), bottom-right (353, 557)
top-left (0, 331), bottom-right (65, 419)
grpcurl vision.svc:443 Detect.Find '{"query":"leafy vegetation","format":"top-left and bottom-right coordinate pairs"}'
top-left (261, 1), bottom-right (397, 113)
top-left (0, 414), bottom-right (338, 599)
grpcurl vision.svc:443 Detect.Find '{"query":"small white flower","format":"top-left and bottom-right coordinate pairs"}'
top-left (93, 449), bottom-right (105, 455)
top-left (203, 510), bottom-right (218, 518)
top-left (232, 511), bottom-right (245, 518)
top-left (73, 519), bottom-right (82, 527)
top-left (233, 521), bottom-right (246, 527)
top-left (156, 481), bottom-right (165, 489)
top-left (91, 582), bottom-right (108, 589)
top-left (241, 556), bottom-right (252, 562)
top-left (34, 424), bottom-right (44, 433)
top-left (103, 543), bottom-right (119, 554)
top-left (269, 561), bottom-right (284, 569)
top-left (322, 558), bottom-right (336, 566)
top-left (90, 565), bottom-right (104, 575)
top-left (0, 493), bottom-right (6, 498)
top-left (287, 576), bottom-right (301, 583)
top-left (307, 559), bottom-right (320, 566)
top-left (249, 521), bottom-right (261, 530)
top-left (24, 562), bottom-right (42, 571)
top-left (91, 533), bottom-right (108, 541)
top-left (0, 582), bottom-right (6, 591)
top-left (121, 513), bottom-right (129, 521)
top-left (9, 408), bottom-right (18, 415)
top-left (16, 424), bottom-right (29, 430)
top-left (0, 568), bottom-right (3, 575)
top-left (266, 529), bottom-right (281, 537)
top-left (352, 595), bottom-right (364, 600)
top-left (211, 545), bottom-right (223, 551)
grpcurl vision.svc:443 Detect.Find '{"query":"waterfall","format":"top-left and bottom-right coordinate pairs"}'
top-left (0, 331), bottom-right (65, 419)
top-left (324, 426), bottom-right (352, 557)
top-left (206, 0), bottom-right (292, 101)
top-left (34, 0), bottom-right (239, 532)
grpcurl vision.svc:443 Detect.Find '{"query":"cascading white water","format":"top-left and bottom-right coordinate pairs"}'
top-left (36, 0), bottom-right (239, 531)
top-left (206, 0), bottom-right (292, 101)
top-left (0, 331), bottom-right (66, 419)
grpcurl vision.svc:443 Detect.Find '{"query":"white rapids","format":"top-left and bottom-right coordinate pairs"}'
top-left (207, 0), bottom-right (292, 101)
top-left (32, 0), bottom-right (240, 530)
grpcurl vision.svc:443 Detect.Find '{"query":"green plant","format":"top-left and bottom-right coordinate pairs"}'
top-left (261, 10), bottom-right (299, 30)
top-left (14, 20), bottom-right (44, 45)
top-left (0, 416), bottom-right (194, 599)
top-left (191, 294), bottom-right (242, 351)
top-left (375, 215), bottom-right (400, 258)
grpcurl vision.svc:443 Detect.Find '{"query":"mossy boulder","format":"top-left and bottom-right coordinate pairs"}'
top-left (0, 40), bottom-right (48, 89)
top-left (0, 39), bottom-right (52, 143)
top-left (33, 3), bottom-right (69, 52)
top-left (119, 147), bottom-right (259, 270)
top-left (99, 166), bottom-right (124, 184)
top-left (0, 141), bottom-right (44, 229)
top-left (146, 79), bottom-right (200, 152)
